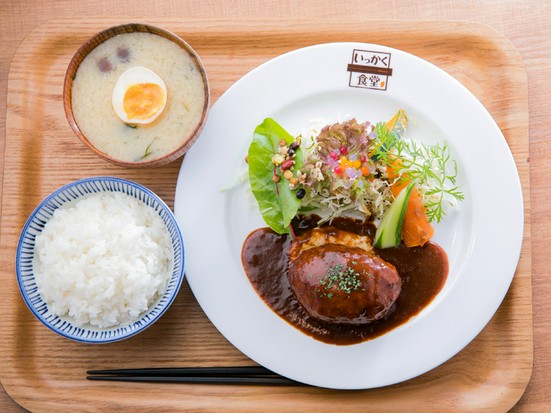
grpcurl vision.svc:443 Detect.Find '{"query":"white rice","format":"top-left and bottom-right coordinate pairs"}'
top-left (33, 192), bottom-right (173, 328)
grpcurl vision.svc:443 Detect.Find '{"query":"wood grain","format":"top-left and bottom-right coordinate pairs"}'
top-left (0, 18), bottom-right (532, 412)
top-left (1, 8), bottom-right (550, 410)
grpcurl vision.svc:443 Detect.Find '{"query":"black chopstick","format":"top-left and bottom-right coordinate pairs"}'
top-left (87, 366), bottom-right (274, 376)
top-left (87, 375), bottom-right (299, 385)
top-left (86, 366), bottom-right (303, 386)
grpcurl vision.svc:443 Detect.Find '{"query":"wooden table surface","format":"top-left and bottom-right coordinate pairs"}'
top-left (0, 1), bottom-right (549, 411)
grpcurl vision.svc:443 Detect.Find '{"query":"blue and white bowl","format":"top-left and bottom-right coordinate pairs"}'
top-left (16, 176), bottom-right (185, 343)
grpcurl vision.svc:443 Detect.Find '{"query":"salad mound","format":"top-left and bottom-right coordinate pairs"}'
top-left (247, 110), bottom-right (464, 247)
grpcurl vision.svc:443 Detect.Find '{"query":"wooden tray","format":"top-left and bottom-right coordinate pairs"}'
top-left (0, 18), bottom-right (532, 412)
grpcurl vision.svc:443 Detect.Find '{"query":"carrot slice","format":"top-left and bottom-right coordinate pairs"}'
top-left (386, 159), bottom-right (434, 247)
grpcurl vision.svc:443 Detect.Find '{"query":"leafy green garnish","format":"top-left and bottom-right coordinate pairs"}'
top-left (248, 118), bottom-right (303, 234)
top-left (391, 140), bottom-right (464, 223)
top-left (140, 142), bottom-right (153, 160)
top-left (370, 122), bottom-right (400, 161)
top-left (370, 109), bottom-right (408, 161)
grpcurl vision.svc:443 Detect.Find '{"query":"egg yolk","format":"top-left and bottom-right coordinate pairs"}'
top-left (123, 83), bottom-right (165, 121)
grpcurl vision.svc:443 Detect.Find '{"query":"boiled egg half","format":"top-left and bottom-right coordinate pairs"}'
top-left (112, 66), bottom-right (167, 125)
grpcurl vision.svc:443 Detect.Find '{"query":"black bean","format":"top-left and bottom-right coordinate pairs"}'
top-left (289, 141), bottom-right (300, 150)
top-left (296, 188), bottom-right (306, 199)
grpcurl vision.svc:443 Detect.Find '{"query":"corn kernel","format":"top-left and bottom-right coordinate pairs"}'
top-left (272, 154), bottom-right (285, 165)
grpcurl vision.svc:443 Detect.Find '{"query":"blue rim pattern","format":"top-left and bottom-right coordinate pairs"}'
top-left (15, 176), bottom-right (185, 343)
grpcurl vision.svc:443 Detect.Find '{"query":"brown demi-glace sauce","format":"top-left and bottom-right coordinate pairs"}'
top-left (241, 216), bottom-right (448, 345)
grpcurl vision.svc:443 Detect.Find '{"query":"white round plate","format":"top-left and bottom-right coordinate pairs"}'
top-left (174, 43), bottom-right (523, 389)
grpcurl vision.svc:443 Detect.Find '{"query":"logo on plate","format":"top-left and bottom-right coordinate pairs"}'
top-left (347, 49), bottom-right (393, 91)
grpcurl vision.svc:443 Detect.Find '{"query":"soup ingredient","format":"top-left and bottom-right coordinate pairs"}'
top-left (112, 66), bottom-right (167, 125)
top-left (97, 57), bottom-right (114, 73)
top-left (247, 118), bottom-right (304, 235)
top-left (374, 182), bottom-right (414, 249)
top-left (33, 192), bottom-right (173, 328)
top-left (117, 47), bottom-right (131, 62)
top-left (288, 227), bottom-right (401, 324)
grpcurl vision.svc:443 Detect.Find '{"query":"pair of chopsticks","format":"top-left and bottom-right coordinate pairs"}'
top-left (87, 366), bottom-right (303, 386)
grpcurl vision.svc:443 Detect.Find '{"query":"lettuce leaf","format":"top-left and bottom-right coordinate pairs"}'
top-left (248, 118), bottom-right (303, 234)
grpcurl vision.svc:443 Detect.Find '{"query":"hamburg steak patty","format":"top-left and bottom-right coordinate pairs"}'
top-left (288, 227), bottom-right (401, 324)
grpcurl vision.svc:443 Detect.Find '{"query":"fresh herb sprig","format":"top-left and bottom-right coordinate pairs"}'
top-left (368, 115), bottom-right (464, 223)
top-left (370, 122), bottom-right (399, 162)
top-left (391, 139), bottom-right (465, 223)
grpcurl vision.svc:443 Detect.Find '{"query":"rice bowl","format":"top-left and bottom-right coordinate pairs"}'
top-left (16, 177), bottom-right (185, 343)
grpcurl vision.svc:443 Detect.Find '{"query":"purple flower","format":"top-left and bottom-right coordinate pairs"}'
top-left (325, 154), bottom-right (339, 168)
top-left (346, 167), bottom-right (361, 180)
